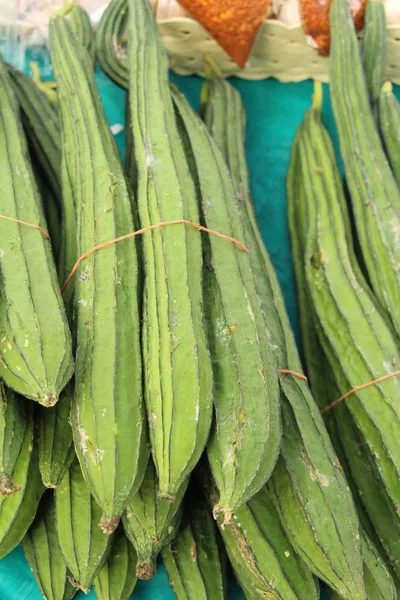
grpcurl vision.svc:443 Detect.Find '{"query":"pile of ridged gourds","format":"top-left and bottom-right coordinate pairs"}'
top-left (0, 0), bottom-right (398, 599)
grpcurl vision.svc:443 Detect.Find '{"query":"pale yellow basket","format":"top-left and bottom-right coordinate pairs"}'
top-left (159, 19), bottom-right (400, 83)
top-left (151, 0), bottom-right (400, 83)
top-left (1, 0), bottom-right (400, 83)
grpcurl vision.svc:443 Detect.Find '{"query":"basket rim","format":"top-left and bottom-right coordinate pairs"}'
top-left (3, 14), bottom-right (400, 34)
top-left (157, 16), bottom-right (400, 32)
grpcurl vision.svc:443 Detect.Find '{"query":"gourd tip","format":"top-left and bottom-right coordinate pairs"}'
top-left (29, 61), bottom-right (41, 84)
top-left (0, 473), bottom-right (22, 497)
top-left (136, 560), bottom-right (156, 581)
top-left (43, 394), bottom-right (58, 408)
top-left (52, 1), bottom-right (75, 19)
top-left (43, 481), bottom-right (57, 489)
top-left (381, 81), bottom-right (393, 94)
top-left (199, 81), bottom-right (210, 117)
top-left (213, 506), bottom-right (233, 527)
top-left (204, 57), bottom-right (223, 79)
top-left (99, 515), bottom-right (120, 535)
top-left (157, 491), bottom-right (175, 502)
top-left (68, 576), bottom-right (90, 595)
top-left (312, 80), bottom-right (323, 110)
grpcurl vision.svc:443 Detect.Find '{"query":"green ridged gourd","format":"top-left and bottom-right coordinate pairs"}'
top-left (162, 485), bottom-right (227, 600)
top-left (69, 3), bottom-right (95, 65)
top-left (361, 0), bottom-right (387, 105)
top-left (203, 76), bottom-right (365, 598)
top-left (22, 492), bottom-right (76, 600)
top-left (201, 468), bottom-right (320, 600)
top-left (287, 83), bottom-right (400, 582)
top-left (330, 534), bottom-right (398, 600)
top-left (36, 0), bottom-right (100, 490)
top-left (126, 0), bottom-right (213, 499)
top-left (288, 78), bottom-right (400, 597)
top-left (96, 0), bottom-right (128, 88)
top-left (55, 458), bottom-right (113, 594)
top-left (172, 84), bottom-right (281, 519)
top-left (123, 459), bottom-right (187, 580)
top-left (0, 399), bottom-right (44, 557)
top-left (379, 82), bottom-right (400, 187)
top-left (7, 65), bottom-right (62, 208)
top-left (301, 82), bottom-right (400, 530)
top-left (0, 55), bottom-right (73, 406)
top-left (7, 65), bottom-right (75, 489)
top-left (94, 531), bottom-right (137, 600)
top-left (49, 6), bottom-right (148, 533)
top-left (330, 0), bottom-right (400, 339)
top-left (0, 382), bottom-right (31, 496)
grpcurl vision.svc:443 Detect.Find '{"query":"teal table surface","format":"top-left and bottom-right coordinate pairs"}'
top-left (0, 60), bottom-right (398, 600)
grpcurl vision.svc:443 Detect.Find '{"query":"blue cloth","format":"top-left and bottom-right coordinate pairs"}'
top-left (0, 65), bottom-right (398, 599)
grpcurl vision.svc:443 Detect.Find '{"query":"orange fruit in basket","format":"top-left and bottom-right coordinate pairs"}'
top-left (299, 0), bottom-right (367, 56)
top-left (176, 0), bottom-right (270, 68)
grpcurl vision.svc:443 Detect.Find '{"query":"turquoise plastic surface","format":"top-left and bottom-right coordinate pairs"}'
top-left (0, 60), bottom-right (398, 599)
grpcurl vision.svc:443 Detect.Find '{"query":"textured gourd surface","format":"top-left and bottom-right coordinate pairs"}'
top-left (0, 67), bottom-right (399, 600)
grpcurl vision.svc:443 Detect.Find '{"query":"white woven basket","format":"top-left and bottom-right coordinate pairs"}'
top-left (1, 0), bottom-right (399, 83)
top-left (158, 18), bottom-right (400, 83)
top-left (151, 0), bottom-right (400, 83)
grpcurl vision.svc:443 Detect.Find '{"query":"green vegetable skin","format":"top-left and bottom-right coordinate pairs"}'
top-left (7, 69), bottom-right (61, 260)
top-left (95, 531), bottom-right (137, 600)
top-left (330, 0), bottom-right (400, 339)
top-left (323, 371), bottom-right (400, 579)
top-left (326, 409), bottom-right (384, 554)
top-left (287, 91), bottom-right (361, 496)
top-left (127, 0), bottom-right (213, 498)
top-left (55, 459), bottom-right (113, 594)
top-left (8, 62), bottom-right (66, 289)
top-left (7, 65), bottom-right (62, 209)
top-left (361, 0), bottom-right (387, 104)
top-left (330, 534), bottom-right (398, 600)
top-left (50, 10), bottom-right (148, 533)
top-left (202, 470), bottom-right (319, 600)
top-left (360, 536), bottom-right (398, 600)
top-left (69, 3), bottom-right (95, 65)
top-left (34, 174), bottom-right (61, 262)
top-left (288, 84), bottom-right (400, 582)
top-left (0, 420), bottom-right (44, 558)
top-left (286, 125), bottom-right (326, 402)
top-left (379, 82), bottom-right (400, 187)
top-left (172, 85), bottom-right (280, 517)
top-left (286, 97), bottom-right (358, 598)
top-left (299, 85), bottom-right (400, 525)
top-left (37, 389), bottom-right (75, 490)
top-left (0, 379), bottom-right (44, 558)
top-left (0, 383), bottom-right (30, 496)
top-left (204, 77), bottom-right (364, 598)
top-left (332, 395), bottom-right (400, 578)
top-left (162, 489), bottom-right (227, 600)
top-left (0, 56), bottom-right (74, 406)
top-left (122, 459), bottom-right (187, 580)
top-left (22, 492), bottom-right (76, 600)
top-left (8, 60), bottom-right (75, 490)
top-left (289, 78), bottom-right (400, 598)
top-left (36, 1), bottom-right (98, 491)
top-left (96, 0), bottom-right (128, 89)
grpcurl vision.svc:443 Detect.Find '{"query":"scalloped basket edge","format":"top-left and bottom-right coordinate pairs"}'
top-left (157, 17), bottom-right (400, 83)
